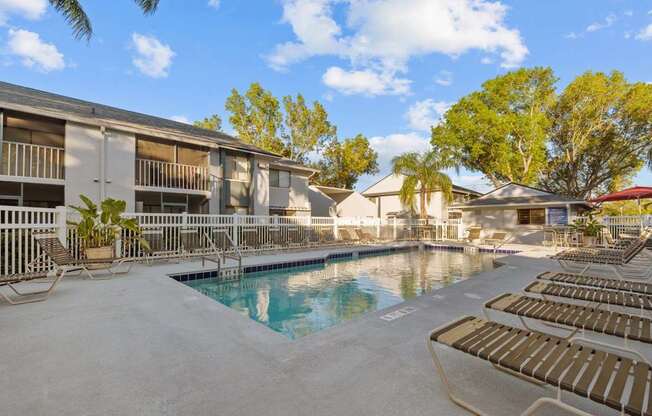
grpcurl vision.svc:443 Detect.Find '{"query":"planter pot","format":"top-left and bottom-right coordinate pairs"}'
top-left (583, 236), bottom-right (597, 247)
top-left (84, 246), bottom-right (114, 269)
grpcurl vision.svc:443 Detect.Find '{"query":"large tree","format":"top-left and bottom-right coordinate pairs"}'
top-left (194, 114), bottom-right (222, 132)
top-left (50, 0), bottom-right (159, 40)
top-left (282, 94), bottom-right (337, 163)
top-left (313, 135), bottom-right (378, 189)
top-left (391, 151), bottom-right (454, 219)
top-left (432, 67), bottom-right (555, 187)
top-left (225, 83), bottom-right (285, 155)
top-left (540, 71), bottom-right (652, 198)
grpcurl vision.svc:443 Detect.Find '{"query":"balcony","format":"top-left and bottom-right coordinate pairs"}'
top-left (135, 158), bottom-right (210, 193)
top-left (0, 141), bottom-right (65, 183)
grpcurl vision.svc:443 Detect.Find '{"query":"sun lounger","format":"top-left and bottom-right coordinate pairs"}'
top-left (482, 231), bottom-right (508, 246)
top-left (354, 228), bottom-right (378, 243)
top-left (319, 229), bottom-right (337, 245)
top-left (32, 232), bottom-right (133, 280)
top-left (428, 315), bottom-right (652, 416)
top-left (0, 271), bottom-right (65, 305)
top-left (142, 228), bottom-right (179, 263)
top-left (553, 234), bottom-right (652, 278)
top-left (180, 228), bottom-right (203, 258)
top-left (465, 226), bottom-right (481, 243)
top-left (525, 280), bottom-right (652, 311)
top-left (537, 270), bottom-right (652, 295)
top-left (339, 228), bottom-right (359, 245)
top-left (485, 293), bottom-right (652, 345)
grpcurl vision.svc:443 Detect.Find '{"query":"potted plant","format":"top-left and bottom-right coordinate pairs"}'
top-left (570, 212), bottom-right (603, 247)
top-left (68, 195), bottom-right (147, 261)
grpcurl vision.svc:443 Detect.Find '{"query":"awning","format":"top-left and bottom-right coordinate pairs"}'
top-left (590, 186), bottom-right (652, 203)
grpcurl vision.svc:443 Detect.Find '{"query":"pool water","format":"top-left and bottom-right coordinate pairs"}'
top-left (186, 249), bottom-right (496, 339)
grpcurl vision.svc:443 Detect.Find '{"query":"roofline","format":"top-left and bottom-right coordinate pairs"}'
top-left (312, 184), bottom-right (355, 193)
top-left (361, 172), bottom-right (482, 197)
top-left (451, 201), bottom-right (592, 209)
top-left (477, 181), bottom-right (559, 198)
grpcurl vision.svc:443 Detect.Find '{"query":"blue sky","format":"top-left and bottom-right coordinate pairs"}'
top-left (1, 0), bottom-right (651, 193)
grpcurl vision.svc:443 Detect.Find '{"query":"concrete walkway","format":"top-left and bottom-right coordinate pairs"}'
top-left (0, 245), bottom-right (626, 415)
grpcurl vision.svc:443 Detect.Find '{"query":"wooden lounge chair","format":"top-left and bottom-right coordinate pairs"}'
top-left (142, 228), bottom-right (179, 263)
top-left (354, 228), bottom-right (378, 243)
top-left (485, 293), bottom-right (652, 357)
top-left (525, 280), bottom-right (652, 311)
top-left (0, 271), bottom-right (66, 305)
top-left (32, 232), bottom-right (133, 280)
top-left (428, 316), bottom-right (652, 416)
top-left (465, 226), bottom-right (481, 243)
top-left (553, 234), bottom-right (652, 278)
top-left (319, 229), bottom-right (337, 245)
top-left (338, 228), bottom-right (359, 245)
top-left (537, 270), bottom-right (652, 294)
top-left (482, 231), bottom-right (508, 246)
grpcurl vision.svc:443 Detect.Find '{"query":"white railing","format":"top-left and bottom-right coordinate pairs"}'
top-left (0, 205), bottom-right (466, 276)
top-left (135, 159), bottom-right (209, 191)
top-left (1, 141), bottom-right (65, 180)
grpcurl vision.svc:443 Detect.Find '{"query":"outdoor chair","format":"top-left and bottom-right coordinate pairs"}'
top-left (319, 229), bottom-right (337, 245)
top-left (465, 226), bottom-right (481, 243)
top-left (180, 228), bottom-right (203, 258)
top-left (481, 231), bottom-right (508, 246)
top-left (286, 226), bottom-right (304, 248)
top-left (0, 271), bottom-right (65, 305)
top-left (553, 233), bottom-right (652, 278)
top-left (354, 228), bottom-right (377, 243)
top-left (32, 232), bottom-right (133, 280)
top-left (239, 228), bottom-right (259, 253)
top-left (601, 228), bottom-right (631, 249)
top-left (338, 228), bottom-right (358, 245)
top-left (537, 270), bottom-right (652, 294)
top-left (428, 315), bottom-right (652, 416)
top-left (305, 229), bottom-right (321, 247)
top-left (142, 228), bottom-right (179, 264)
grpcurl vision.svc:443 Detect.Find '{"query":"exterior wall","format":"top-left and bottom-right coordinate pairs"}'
top-left (269, 171), bottom-right (311, 215)
top-left (64, 122), bottom-right (103, 207)
top-left (308, 186), bottom-right (336, 217)
top-left (251, 158), bottom-right (269, 215)
top-left (375, 191), bottom-right (449, 219)
top-left (377, 194), bottom-right (404, 217)
top-left (337, 192), bottom-right (376, 217)
top-left (105, 129), bottom-right (135, 210)
top-left (208, 149), bottom-right (221, 214)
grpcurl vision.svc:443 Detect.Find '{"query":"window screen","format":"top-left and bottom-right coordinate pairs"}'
top-left (270, 169), bottom-right (290, 188)
top-left (517, 208), bottom-right (545, 225)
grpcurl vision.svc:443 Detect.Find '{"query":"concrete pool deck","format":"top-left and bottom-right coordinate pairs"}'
top-left (0, 244), bottom-right (630, 415)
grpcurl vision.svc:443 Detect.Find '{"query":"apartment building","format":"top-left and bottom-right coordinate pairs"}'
top-left (0, 82), bottom-right (315, 215)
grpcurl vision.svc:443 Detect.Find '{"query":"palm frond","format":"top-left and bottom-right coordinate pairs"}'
top-left (49, 0), bottom-right (92, 40)
top-left (134, 0), bottom-right (160, 13)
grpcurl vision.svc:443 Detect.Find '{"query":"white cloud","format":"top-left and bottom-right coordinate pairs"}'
top-left (445, 172), bottom-right (491, 192)
top-left (636, 24), bottom-right (652, 41)
top-left (368, 132), bottom-right (431, 173)
top-left (586, 14), bottom-right (616, 32)
top-left (405, 99), bottom-right (450, 132)
top-left (170, 115), bottom-right (191, 124)
top-left (565, 32), bottom-right (581, 39)
top-left (268, 0), bottom-right (527, 95)
top-left (130, 33), bottom-right (175, 78)
top-left (623, 10), bottom-right (633, 17)
top-left (207, 0), bottom-right (220, 9)
top-left (480, 56), bottom-right (493, 64)
top-left (6, 29), bottom-right (65, 72)
top-left (434, 70), bottom-right (453, 86)
top-left (0, 0), bottom-right (46, 24)
top-left (322, 66), bottom-right (410, 96)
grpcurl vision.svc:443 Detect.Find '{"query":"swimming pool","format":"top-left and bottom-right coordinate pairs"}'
top-left (185, 248), bottom-right (497, 339)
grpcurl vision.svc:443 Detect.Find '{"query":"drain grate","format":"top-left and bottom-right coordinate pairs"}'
top-left (380, 306), bottom-right (418, 322)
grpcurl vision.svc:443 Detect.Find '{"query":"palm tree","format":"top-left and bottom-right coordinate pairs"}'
top-left (50, 0), bottom-right (160, 40)
top-left (391, 151), bottom-right (455, 220)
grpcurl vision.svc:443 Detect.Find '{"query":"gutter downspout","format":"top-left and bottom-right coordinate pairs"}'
top-left (100, 126), bottom-right (108, 200)
top-left (0, 109), bottom-right (4, 174)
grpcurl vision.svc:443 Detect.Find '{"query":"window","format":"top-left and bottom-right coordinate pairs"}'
top-left (224, 154), bottom-right (250, 181)
top-left (270, 169), bottom-right (290, 188)
top-left (517, 208), bottom-right (545, 225)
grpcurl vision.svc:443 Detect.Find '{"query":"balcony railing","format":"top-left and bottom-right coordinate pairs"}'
top-left (135, 158), bottom-right (209, 192)
top-left (1, 141), bottom-right (65, 180)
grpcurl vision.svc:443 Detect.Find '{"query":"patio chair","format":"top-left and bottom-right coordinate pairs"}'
top-left (180, 228), bottom-right (202, 258)
top-left (305, 229), bottom-right (321, 247)
top-left (286, 226), bottom-right (304, 248)
top-left (537, 270), bottom-right (652, 294)
top-left (0, 271), bottom-right (65, 305)
top-left (354, 228), bottom-right (378, 244)
top-left (319, 229), bottom-right (337, 245)
top-left (484, 293), bottom-right (652, 356)
top-left (524, 280), bottom-right (652, 312)
top-left (601, 228), bottom-right (631, 249)
top-left (481, 231), bottom-right (508, 246)
top-left (428, 315), bottom-right (652, 416)
top-left (32, 232), bottom-right (133, 280)
top-left (552, 233), bottom-right (652, 278)
top-left (338, 228), bottom-right (358, 245)
top-left (465, 226), bottom-right (481, 243)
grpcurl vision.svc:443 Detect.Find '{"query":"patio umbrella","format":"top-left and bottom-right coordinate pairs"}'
top-left (590, 186), bottom-right (652, 215)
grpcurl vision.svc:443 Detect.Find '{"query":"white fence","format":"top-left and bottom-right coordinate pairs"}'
top-left (570, 215), bottom-right (652, 241)
top-left (0, 205), bottom-right (464, 276)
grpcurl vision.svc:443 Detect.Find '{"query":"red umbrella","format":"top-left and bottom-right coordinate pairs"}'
top-left (590, 186), bottom-right (652, 215)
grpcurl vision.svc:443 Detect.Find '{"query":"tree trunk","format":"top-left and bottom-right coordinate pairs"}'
top-left (420, 190), bottom-right (427, 220)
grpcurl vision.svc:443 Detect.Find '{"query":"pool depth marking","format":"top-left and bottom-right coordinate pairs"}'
top-left (380, 306), bottom-right (418, 322)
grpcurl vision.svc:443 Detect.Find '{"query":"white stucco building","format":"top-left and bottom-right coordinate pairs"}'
top-left (0, 82), bottom-right (315, 215)
top-left (451, 183), bottom-right (591, 244)
top-left (361, 174), bottom-right (481, 219)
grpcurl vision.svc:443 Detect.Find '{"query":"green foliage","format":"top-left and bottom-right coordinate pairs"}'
top-left (391, 151), bottom-right (455, 219)
top-left (50, 0), bottom-right (159, 40)
top-left (68, 195), bottom-right (149, 251)
top-left (598, 200), bottom-right (652, 216)
top-left (282, 94), bottom-right (337, 163)
top-left (570, 212), bottom-right (603, 237)
top-left (313, 135), bottom-right (379, 189)
top-left (433, 67), bottom-right (555, 187)
top-left (225, 83), bottom-right (285, 155)
top-left (193, 114), bottom-right (222, 132)
top-left (541, 71), bottom-right (652, 198)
